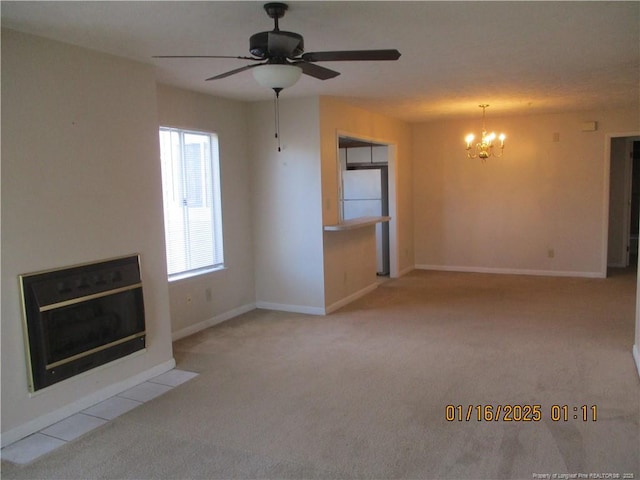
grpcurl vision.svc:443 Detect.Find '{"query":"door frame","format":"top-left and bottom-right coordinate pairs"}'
top-left (623, 138), bottom-right (640, 266)
top-left (603, 132), bottom-right (640, 276)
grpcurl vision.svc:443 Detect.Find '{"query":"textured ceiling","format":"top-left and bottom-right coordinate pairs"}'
top-left (2, 1), bottom-right (639, 122)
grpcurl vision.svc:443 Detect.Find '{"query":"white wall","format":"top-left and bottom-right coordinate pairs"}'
top-left (412, 109), bottom-right (640, 277)
top-left (249, 97), bottom-right (326, 314)
top-left (1, 29), bottom-right (174, 443)
top-left (156, 85), bottom-right (255, 338)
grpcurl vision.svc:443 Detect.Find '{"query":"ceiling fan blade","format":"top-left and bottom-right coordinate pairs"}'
top-left (293, 62), bottom-right (341, 80)
top-left (154, 55), bottom-right (261, 61)
top-left (301, 49), bottom-right (401, 62)
top-left (267, 31), bottom-right (302, 57)
top-left (206, 63), bottom-right (264, 81)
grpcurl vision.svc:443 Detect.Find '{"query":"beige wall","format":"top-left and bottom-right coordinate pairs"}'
top-left (156, 85), bottom-right (255, 338)
top-left (249, 96), bottom-right (414, 313)
top-left (249, 97), bottom-right (326, 313)
top-left (1, 30), bottom-right (174, 442)
top-left (319, 97), bottom-right (414, 308)
top-left (412, 109), bottom-right (640, 277)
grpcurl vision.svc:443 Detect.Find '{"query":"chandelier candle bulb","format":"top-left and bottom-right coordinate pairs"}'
top-left (465, 134), bottom-right (475, 148)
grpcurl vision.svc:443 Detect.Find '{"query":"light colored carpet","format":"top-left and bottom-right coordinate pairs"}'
top-left (3, 269), bottom-right (639, 479)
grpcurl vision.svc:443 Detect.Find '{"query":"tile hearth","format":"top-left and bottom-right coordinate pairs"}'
top-left (1, 368), bottom-right (198, 465)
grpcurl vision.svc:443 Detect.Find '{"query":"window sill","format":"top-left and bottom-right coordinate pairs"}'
top-left (168, 265), bottom-right (225, 283)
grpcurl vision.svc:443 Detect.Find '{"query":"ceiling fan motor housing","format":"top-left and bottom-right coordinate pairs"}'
top-left (250, 31), bottom-right (304, 59)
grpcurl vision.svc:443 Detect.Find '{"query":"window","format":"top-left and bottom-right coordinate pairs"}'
top-left (159, 127), bottom-right (224, 280)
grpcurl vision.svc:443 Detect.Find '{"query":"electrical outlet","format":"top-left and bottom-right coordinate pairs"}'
top-left (186, 295), bottom-right (192, 304)
top-left (548, 249), bottom-right (555, 259)
top-left (205, 288), bottom-right (212, 302)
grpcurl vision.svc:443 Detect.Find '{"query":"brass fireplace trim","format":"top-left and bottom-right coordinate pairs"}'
top-left (46, 332), bottom-right (146, 370)
top-left (18, 273), bottom-right (36, 391)
top-left (39, 283), bottom-right (142, 312)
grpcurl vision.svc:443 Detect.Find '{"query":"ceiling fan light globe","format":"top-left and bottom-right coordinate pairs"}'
top-left (252, 64), bottom-right (302, 89)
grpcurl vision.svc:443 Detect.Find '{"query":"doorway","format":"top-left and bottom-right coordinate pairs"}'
top-left (338, 135), bottom-right (391, 276)
top-left (629, 141), bottom-right (640, 266)
top-left (604, 133), bottom-right (640, 380)
top-left (607, 136), bottom-right (640, 270)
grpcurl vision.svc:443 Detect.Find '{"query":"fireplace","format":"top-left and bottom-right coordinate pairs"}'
top-left (20, 255), bottom-right (146, 392)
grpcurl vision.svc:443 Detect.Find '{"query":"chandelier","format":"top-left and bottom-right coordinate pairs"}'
top-left (464, 104), bottom-right (505, 160)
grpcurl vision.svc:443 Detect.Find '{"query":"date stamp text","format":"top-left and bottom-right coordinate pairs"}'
top-left (445, 404), bottom-right (598, 422)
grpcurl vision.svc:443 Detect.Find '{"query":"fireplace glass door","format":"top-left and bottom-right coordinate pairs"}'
top-left (20, 255), bottom-right (146, 391)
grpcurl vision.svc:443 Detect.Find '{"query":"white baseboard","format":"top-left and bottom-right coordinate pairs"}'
top-left (255, 301), bottom-right (326, 316)
top-left (325, 282), bottom-right (379, 314)
top-left (1, 358), bottom-right (176, 448)
top-left (633, 345), bottom-right (640, 379)
top-left (171, 303), bottom-right (256, 341)
top-left (415, 264), bottom-right (603, 279)
top-left (396, 265), bottom-right (415, 278)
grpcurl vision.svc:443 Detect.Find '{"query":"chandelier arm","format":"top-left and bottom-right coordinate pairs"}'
top-left (466, 143), bottom-right (477, 158)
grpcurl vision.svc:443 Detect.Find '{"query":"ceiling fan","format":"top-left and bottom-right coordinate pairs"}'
top-left (154, 2), bottom-right (401, 86)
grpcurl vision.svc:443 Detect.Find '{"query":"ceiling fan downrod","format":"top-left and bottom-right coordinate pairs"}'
top-left (264, 2), bottom-right (288, 31)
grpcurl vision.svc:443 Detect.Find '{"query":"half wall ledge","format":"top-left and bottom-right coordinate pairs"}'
top-left (323, 216), bottom-right (391, 231)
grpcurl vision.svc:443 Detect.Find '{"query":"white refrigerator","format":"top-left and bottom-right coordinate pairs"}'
top-left (342, 168), bottom-right (389, 275)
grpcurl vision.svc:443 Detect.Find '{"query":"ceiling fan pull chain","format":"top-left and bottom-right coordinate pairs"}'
top-left (273, 88), bottom-right (282, 152)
